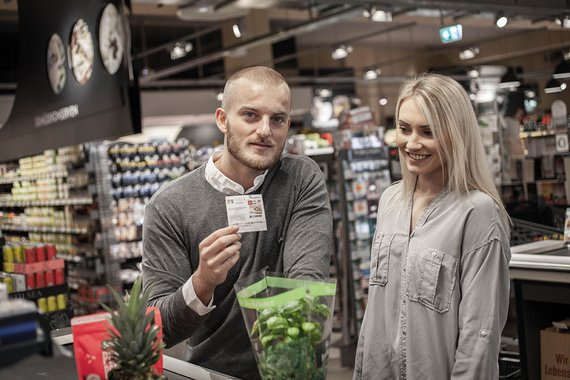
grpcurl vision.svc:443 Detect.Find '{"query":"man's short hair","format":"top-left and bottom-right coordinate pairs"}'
top-left (221, 66), bottom-right (290, 111)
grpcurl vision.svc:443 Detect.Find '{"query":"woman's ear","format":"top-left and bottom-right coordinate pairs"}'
top-left (215, 108), bottom-right (228, 134)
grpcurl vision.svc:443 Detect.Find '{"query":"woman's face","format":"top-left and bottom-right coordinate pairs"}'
top-left (396, 98), bottom-right (445, 180)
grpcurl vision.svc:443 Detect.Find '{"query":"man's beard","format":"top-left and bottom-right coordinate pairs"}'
top-left (226, 121), bottom-right (283, 171)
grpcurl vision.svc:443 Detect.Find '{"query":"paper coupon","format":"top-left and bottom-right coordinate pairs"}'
top-left (226, 194), bottom-right (267, 233)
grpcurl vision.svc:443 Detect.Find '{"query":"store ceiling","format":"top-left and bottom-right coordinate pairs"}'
top-left (0, 0), bottom-right (570, 91)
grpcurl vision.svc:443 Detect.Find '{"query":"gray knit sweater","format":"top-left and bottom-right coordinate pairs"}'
top-left (142, 154), bottom-right (332, 379)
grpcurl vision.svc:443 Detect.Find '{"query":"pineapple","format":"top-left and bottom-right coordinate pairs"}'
top-left (102, 276), bottom-right (166, 380)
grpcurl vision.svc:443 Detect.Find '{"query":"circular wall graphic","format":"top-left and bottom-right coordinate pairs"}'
top-left (99, 3), bottom-right (125, 75)
top-left (46, 33), bottom-right (66, 94)
top-left (69, 18), bottom-right (94, 85)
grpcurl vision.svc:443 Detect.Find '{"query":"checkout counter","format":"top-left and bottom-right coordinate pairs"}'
top-left (0, 327), bottom-right (238, 380)
top-left (1, 239), bottom-right (569, 380)
top-left (510, 240), bottom-right (570, 380)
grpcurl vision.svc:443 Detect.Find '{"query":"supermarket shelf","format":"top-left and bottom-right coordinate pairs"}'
top-left (0, 197), bottom-right (93, 207)
top-left (57, 253), bottom-right (84, 263)
top-left (0, 171), bottom-right (68, 185)
top-left (0, 224), bottom-right (89, 234)
top-left (9, 284), bottom-right (68, 301)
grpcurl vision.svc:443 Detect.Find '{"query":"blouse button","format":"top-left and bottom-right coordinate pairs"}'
top-left (431, 251), bottom-right (437, 257)
top-left (480, 329), bottom-right (488, 337)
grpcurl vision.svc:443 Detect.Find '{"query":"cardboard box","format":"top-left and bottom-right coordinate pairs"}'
top-left (541, 322), bottom-right (570, 380)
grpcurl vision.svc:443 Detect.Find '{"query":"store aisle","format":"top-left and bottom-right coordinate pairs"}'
top-left (327, 332), bottom-right (354, 380)
top-left (327, 347), bottom-right (354, 380)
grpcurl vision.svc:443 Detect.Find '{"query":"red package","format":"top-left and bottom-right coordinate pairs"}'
top-left (46, 244), bottom-right (57, 260)
top-left (25, 247), bottom-right (37, 264)
top-left (71, 307), bottom-right (164, 380)
top-left (45, 270), bottom-right (55, 287)
top-left (26, 274), bottom-right (35, 290)
top-left (35, 272), bottom-right (46, 288)
top-left (54, 268), bottom-right (65, 285)
top-left (36, 245), bottom-right (46, 262)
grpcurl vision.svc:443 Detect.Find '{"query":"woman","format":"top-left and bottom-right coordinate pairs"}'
top-left (354, 74), bottom-right (511, 379)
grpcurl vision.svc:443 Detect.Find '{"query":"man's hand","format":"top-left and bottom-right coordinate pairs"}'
top-left (193, 225), bottom-right (241, 305)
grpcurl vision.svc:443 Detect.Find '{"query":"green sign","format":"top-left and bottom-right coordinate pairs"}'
top-left (439, 24), bottom-right (463, 44)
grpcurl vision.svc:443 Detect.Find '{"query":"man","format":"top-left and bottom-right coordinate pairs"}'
top-left (142, 66), bottom-right (332, 379)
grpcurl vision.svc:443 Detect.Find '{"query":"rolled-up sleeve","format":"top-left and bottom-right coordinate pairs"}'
top-left (451, 238), bottom-right (511, 379)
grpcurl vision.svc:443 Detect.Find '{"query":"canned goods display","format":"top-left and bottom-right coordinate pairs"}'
top-left (47, 296), bottom-right (57, 312)
top-left (55, 268), bottom-right (65, 285)
top-left (45, 270), bottom-right (55, 287)
top-left (35, 271), bottom-right (46, 288)
top-left (26, 274), bottom-right (35, 290)
top-left (25, 247), bottom-right (37, 264)
top-left (56, 294), bottom-right (67, 310)
top-left (1, 276), bottom-right (13, 294)
top-left (46, 244), bottom-right (56, 260)
top-left (37, 297), bottom-right (47, 313)
top-left (2, 245), bottom-right (14, 263)
top-left (35, 245), bottom-right (46, 262)
top-left (13, 245), bottom-right (24, 263)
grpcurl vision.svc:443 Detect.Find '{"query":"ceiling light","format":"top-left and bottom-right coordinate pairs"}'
top-left (469, 93), bottom-right (477, 101)
top-left (439, 24), bottom-right (463, 44)
top-left (362, 6), bottom-right (375, 18)
top-left (378, 97), bottom-right (388, 106)
top-left (363, 68), bottom-right (381, 80)
top-left (216, 92), bottom-right (224, 102)
top-left (169, 41), bottom-right (193, 60)
top-left (232, 23), bottom-right (242, 38)
top-left (459, 46), bottom-right (480, 60)
top-left (496, 15), bottom-right (508, 28)
top-left (498, 67), bottom-right (520, 89)
top-left (553, 59), bottom-right (570, 79)
top-left (372, 10), bottom-right (392, 22)
top-left (544, 78), bottom-right (567, 93)
top-left (468, 69), bottom-right (479, 78)
top-left (197, 6), bottom-right (212, 13)
top-left (555, 16), bottom-right (570, 29)
top-left (524, 89), bottom-right (536, 98)
top-left (317, 88), bottom-right (332, 98)
top-left (363, 6), bottom-right (392, 22)
top-left (331, 45), bottom-right (352, 60)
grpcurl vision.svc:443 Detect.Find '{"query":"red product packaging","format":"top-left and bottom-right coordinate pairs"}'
top-left (36, 245), bottom-right (46, 262)
top-left (46, 244), bottom-right (57, 260)
top-left (72, 307), bottom-right (164, 380)
top-left (24, 247), bottom-right (37, 264)
top-left (54, 268), bottom-right (65, 285)
top-left (45, 270), bottom-right (55, 287)
top-left (35, 272), bottom-right (46, 288)
top-left (26, 274), bottom-right (35, 290)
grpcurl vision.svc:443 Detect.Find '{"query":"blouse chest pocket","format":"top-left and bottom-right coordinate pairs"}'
top-left (369, 233), bottom-right (394, 286)
top-left (407, 247), bottom-right (457, 313)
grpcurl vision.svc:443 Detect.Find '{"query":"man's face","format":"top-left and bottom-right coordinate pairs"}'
top-left (220, 78), bottom-right (291, 172)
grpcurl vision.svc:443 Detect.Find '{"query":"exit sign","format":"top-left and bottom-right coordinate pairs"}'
top-left (439, 24), bottom-right (463, 44)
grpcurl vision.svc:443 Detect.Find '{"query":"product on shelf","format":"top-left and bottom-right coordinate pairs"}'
top-left (0, 143), bottom-right (115, 321)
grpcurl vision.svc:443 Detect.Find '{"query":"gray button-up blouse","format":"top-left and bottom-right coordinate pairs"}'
top-left (354, 182), bottom-right (511, 380)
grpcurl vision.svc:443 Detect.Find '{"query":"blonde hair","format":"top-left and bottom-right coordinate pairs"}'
top-left (221, 66), bottom-right (290, 111)
top-left (395, 73), bottom-right (511, 227)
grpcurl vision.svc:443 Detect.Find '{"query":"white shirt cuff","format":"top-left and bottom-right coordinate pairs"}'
top-left (182, 275), bottom-right (216, 316)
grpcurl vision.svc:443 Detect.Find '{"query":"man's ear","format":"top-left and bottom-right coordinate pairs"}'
top-left (215, 108), bottom-right (228, 134)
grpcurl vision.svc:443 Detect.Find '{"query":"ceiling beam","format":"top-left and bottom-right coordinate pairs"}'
top-left (303, 0), bottom-right (570, 18)
top-left (139, 4), bottom-right (363, 82)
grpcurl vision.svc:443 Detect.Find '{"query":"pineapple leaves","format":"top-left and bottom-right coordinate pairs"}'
top-left (100, 276), bottom-right (166, 380)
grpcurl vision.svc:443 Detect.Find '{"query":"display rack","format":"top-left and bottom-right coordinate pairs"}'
top-left (106, 139), bottom-right (202, 289)
top-left (0, 143), bottom-right (120, 320)
top-left (287, 121), bottom-right (392, 366)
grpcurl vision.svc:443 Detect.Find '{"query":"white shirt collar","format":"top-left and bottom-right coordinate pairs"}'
top-left (205, 151), bottom-right (268, 195)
